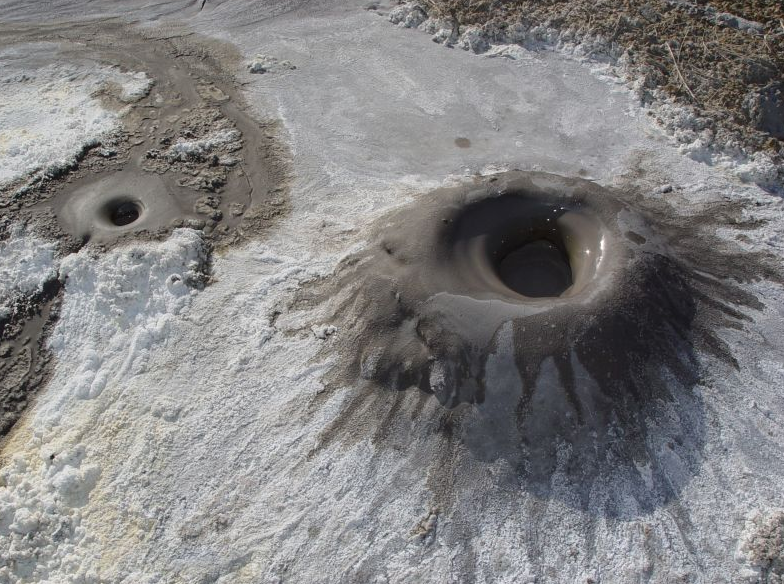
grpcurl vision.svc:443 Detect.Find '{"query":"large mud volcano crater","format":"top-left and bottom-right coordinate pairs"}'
top-left (307, 170), bottom-right (781, 514)
top-left (448, 189), bottom-right (607, 301)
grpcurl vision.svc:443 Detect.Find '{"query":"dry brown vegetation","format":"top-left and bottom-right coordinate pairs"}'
top-left (420, 0), bottom-right (784, 160)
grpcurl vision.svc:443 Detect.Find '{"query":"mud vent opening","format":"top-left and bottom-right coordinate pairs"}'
top-left (450, 193), bottom-right (605, 302)
top-left (109, 201), bottom-right (141, 226)
top-left (497, 238), bottom-right (573, 298)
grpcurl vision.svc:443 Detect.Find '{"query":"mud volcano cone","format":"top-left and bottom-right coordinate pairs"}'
top-left (307, 170), bottom-right (778, 514)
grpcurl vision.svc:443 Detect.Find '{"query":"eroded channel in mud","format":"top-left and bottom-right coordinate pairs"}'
top-left (303, 170), bottom-right (783, 515)
top-left (0, 21), bottom-right (291, 440)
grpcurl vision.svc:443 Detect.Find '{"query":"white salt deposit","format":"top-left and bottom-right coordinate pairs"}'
top-left (0, 223), bottom-right (59, 320)
top-left (1, 1), bottom-right (783, 582)
top-left (0, 43), bottom-right (152, 189)
top-left (166, 128), bottom-right (242, 162)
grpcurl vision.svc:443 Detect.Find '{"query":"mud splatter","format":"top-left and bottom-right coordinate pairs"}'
top-left (302, 170), bottom-right (782, 516)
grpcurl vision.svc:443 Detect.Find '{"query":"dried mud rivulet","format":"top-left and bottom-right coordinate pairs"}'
top-left (302, 170), bottom-right (783, 515)
top-left (393, 0), bottom-right (784, 187)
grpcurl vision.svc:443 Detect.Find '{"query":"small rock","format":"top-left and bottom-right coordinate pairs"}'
top-left (657, 184), bottom-right (673, 194)
top-left (230, 202), bottom-right (246, 216)
top-left (185, 218), bottom-right (206, 230)
top-left (389, 3), bottom-right (428, 28)
top-left (247, 54), bottom-right (297, 74)
top-left (639, 4), bottom-right (661, 23)
top-left (743, 82), bottom-right (784, 140)
top-left (713, 12), bottom-right (764, 35)
top-left (198, 84), bottom-right (230, 103)
top-left (312, 324), bottom-right (338, 340)
top-left (218, 155), bottom-right (240, 166)
top-left (194, 195), bottom-right (221, 215)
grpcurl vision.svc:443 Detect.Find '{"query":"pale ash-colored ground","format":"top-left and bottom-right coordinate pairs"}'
top-left (1, 1), bottom-right (784, 583)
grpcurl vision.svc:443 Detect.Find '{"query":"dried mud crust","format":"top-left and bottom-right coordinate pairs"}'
top-left (0, 21), bottom-right (290, 439)
top-left (0, 20), bottom-right (291, 250)
top-left (395, 0), bottom-right (784, 185)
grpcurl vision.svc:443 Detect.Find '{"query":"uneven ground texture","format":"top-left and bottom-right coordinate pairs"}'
top-left (0, 0), bottom-right (783, 583)
top-left (417, 0), bottom-right (784, 181)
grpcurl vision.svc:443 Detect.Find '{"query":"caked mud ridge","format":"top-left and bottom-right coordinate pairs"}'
top-left (0, 21), bottom-right (291, 440)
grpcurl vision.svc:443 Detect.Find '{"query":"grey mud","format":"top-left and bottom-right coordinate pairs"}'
top-left (303, 170), bottom-right (782, 515)
top-left (0, 21), bottom-right (290, 439)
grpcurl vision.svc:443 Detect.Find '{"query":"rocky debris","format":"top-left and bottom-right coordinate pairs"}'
top-left (197, 82), bottom-right (230, 103)
top-left (186, 218), bottom-right (206, 230)
top-left (666, 1), bottom-right (765, 34)
top-left (143, 108), bottom-right (243, 192)
top-left (389, 2), bottom-right (428, 28)
top-left (311, 324), bottom-right (337, 340)
top-left (740, 510), bottom-right (784, 583)
top-left (410, 507), bottom-right (439, 541)
top-left (165, 129), bottom-right (242, 163)
top-left (194, 195), bottom-right (223, 221)
top-left (217, 155), bottom-right (240, 166)
top-left (247, 54), bottom-right (297, 74)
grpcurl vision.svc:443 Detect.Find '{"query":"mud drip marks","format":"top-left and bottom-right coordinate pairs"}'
top-left (304, 171), bottom-right (783, 516)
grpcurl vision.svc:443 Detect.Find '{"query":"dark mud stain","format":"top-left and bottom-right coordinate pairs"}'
top-left (0, 277), bottom-right (63, 437)
top-left (301, 170), bottom-right (783, 517)
top-left (454, 137), bottom-right (471, 148)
